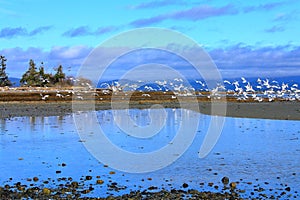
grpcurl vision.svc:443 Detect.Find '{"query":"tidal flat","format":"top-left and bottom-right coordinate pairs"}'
top-left (0, 107), bottom-right (299, 199)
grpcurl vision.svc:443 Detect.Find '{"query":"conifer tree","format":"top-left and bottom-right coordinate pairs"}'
top-left (20, 59), bottom-right (40, 86)
top-left (0, 55), bottom-right (12, 87)
top-left (54, 65), bottom-right (65, 85)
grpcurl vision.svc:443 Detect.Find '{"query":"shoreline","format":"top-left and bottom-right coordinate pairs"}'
top-left (0, 100), bottom-right (299, 120)
top-left (0, 88), bottom-right (299, 119)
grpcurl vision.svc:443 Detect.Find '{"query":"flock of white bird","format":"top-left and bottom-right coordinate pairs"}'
top-left (101, 77), bottom-right (300, 102)
top-left (223, 77), bottom-right (298, 102)
top-left (1, 77), bottom-right (299, 102)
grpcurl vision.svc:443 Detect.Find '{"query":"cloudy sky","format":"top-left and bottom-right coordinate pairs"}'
top-left (0, 0), bottom-right (300, 79)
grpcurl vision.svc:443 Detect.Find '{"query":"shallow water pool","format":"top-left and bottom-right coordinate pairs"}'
top-left (0, 108), bottom-right (299, 199)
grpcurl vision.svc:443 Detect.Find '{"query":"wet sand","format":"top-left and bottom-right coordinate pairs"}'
top-left (1, 89), bottom-right (299, 120)
top-left (0, 101), bottom-right (299, 120)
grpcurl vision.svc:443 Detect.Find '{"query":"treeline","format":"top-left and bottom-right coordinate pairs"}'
top-left (0, 55), bottom-right (83, 87)
top-left (20, 59), bottom-right (70, 87)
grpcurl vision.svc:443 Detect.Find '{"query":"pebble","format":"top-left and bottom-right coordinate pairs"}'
top-left (230, 182), bottom-right (237, 190)
top-left (0, 174), bottom-right (296, 199)
top-left (42, 188), bottom-right (51, 195)
top-left (208, 182), bottom-right (214, 187)
top-left (96, 180), bottom-right (104, 185)
top-left (71, 181), bottom-right (79, 188)
top-left (221, 176), bottom-right (229, 185)
top-left (33, 177), bottom-right (39, 182)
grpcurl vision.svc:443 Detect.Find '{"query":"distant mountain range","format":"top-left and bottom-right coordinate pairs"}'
top-left (9, 77), bottom-right (21, 87)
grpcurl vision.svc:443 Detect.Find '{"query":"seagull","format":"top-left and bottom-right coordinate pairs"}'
top-left (245, 82), bottom-right (255, 92)
top-left (224, 80), bottom-right (231, 85)
top-left (241, 77), bottom-right (247, 83)
top-left (263, 79), bottom-right (271, 88)
top-left (56, 93), bottom-right (64, 98)
top-left (76, 96), bottom-right (83, 100)
top-left (242, 92), bottom-right (249, 99)
top-left (254, 96), bottom-right (263, 102)
top-left (232, 81), bottom-right (239, 87)
top-left (41, 94), bottom-right (49, 100)
top-left (268, 95), bottom-right (274, 102)
top-left (281, 82), bottom-right (289, 92)
top-left (257, 78), bottom-right (262, 84)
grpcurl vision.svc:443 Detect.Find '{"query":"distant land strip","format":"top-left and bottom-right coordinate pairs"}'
top-left (0, 88), bottom-right (299, 120)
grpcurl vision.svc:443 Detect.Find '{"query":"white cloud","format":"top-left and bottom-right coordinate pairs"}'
top-left (49, 46), bottom-right (91, 60)
top-left (1, 44), bottom-right (300, 79)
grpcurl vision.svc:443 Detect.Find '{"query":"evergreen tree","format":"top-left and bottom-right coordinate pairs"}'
top-left (20, 59), bottom-right (40, 86)
top-left (38, 62), bottom-right (52, 86)
top-left (54, 65), bottom-right (65, 85)
top-left (0, 55), bottom-right (12, 87)
top-left (19, 60), bottom-right (74, 87)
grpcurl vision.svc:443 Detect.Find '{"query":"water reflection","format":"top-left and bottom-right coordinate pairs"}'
top-left (0, 119), bottom-right (6, 133)
top-left (74, 108), bottom-right (200, 173)
top-left (0, 109), bottom-right (299, 199)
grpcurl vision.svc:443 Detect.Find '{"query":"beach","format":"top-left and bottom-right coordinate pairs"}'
top-left (0, 91), bottom-right (299, 120)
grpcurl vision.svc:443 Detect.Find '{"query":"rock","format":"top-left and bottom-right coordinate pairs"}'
top-left (96, 180), bottom-right (104, 185)
top-left (81, 189), bottom-right (90, 194)
top-left (182, 183), bottom-right (189, 188)
top-left (42, 188), bottom-right (51, 195)
top-left (221, 176), bottom-right (229, 185)
top-left (71, 181), bottom-right (79, 188)
top-left (33, 177), bottom-right (39, 182)
top-left (208, 182), bottom-right (214, 187)
top-left (148, 186), bottom-right (158, 190)
top-left (229, 182), bottom-right (237, 190)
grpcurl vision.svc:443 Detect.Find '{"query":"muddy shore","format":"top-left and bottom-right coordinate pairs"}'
top-left (1, 100), bottom-right (299, 120)
top-left (1, 89), bottom-right (299, 120)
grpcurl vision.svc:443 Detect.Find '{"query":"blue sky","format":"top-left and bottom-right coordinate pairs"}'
top-left (0, 0), bottom-right (300, 79)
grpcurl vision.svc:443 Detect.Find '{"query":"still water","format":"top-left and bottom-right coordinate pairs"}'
top-left (0, 108), bottom-right (299, 198)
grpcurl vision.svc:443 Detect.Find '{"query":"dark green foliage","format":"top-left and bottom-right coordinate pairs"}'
top-left (1, 56), bottom-right (91, 88)
top-left (20, 60), bottom-right (69, 87)
top-left (20, 59), bottom-right (40, 86)
top-left (53, 65), bottom-right (66, 84)
top-left (0, 55), bottom-right (12, 87)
